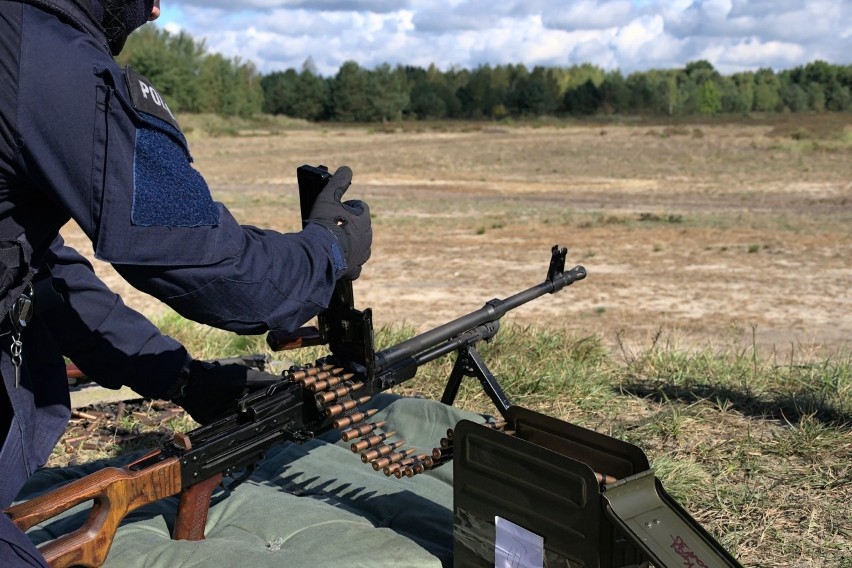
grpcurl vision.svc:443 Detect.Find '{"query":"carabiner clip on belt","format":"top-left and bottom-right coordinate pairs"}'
top-left (8, 283), bottom-right (34, 388)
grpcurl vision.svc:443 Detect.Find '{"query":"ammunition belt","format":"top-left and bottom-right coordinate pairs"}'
top-left (293, 366), bottom-right (510, 479)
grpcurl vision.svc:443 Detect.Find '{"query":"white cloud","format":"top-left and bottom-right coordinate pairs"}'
top-left (543, 0), bottom-right (636, 30)
top-left (155, 0), bottom-right (852, 75)
top-left (613, 14), bottom-right (664, 55)
top-left (703, 38), bottom-right (807, 69)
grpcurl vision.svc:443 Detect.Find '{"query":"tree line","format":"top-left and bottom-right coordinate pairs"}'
top-left (122, 28), bottom-right (852, 120)
top-left (118, 28), bottom-right (263, 117)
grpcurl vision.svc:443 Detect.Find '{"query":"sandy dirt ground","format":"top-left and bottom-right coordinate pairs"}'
top-left (61, 120), bottom-right (852, 359)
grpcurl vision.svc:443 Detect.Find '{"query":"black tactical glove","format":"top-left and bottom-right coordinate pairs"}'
top-left (169, 359), bottom-right (283, 425)
top-left (307, 166), bottom-right (372, 280)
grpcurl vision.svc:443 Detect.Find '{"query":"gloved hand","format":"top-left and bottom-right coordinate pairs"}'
top-left (169, 359), bottom-right (283, 425)
top-left (307, 166), bottom-right (372, 280)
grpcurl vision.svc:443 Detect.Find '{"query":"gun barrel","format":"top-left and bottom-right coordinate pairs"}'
top-left (374, 266), bottom-right (585, 373)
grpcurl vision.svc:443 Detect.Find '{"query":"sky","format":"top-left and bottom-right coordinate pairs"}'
top-left (155, 0), bottom-right (852, 76)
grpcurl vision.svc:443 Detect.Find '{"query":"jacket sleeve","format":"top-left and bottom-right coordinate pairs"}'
top-left (15, 20), bottom-right (342, 335)
top-left (35, 236), bottom-right (188, 398)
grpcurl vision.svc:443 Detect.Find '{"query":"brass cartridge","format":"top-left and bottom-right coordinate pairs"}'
top-left (383, 453), bottom-right (425, 476)
top-left (426, 453), bottom-right (454, 471)
top-left (382, 456), bottom-right (417, 477)
top-left (340, 421), bottom-right (386, 443)
top-left (595, 472), bottom-right (619, 485)
top-left (308, 372), bottom-right (354, 393)
top-left (333, 408), bottom-right (379, 430)
top-left (299, 369), bottom-right (340, 388)
top-left (351, 431), bottom-right (396, 453)
top-left (288, 364), bottom-right (335, 382)
top-left (361, 441), bottom-right (405, 463)
top-left (324, 395), bottom-right (372, 419)
top-left (371, 448), bottom-right (417, 470)
top-left (439, 437), bottom-right (452, 449)
top-left (431, 446), bottom-right (453, 460)
top-left (316, 381), bottom-right (365, 405)
top-left (404, 460), bottom-right (428, 477)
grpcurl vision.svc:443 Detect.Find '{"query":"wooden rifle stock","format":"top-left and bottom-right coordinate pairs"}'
top-left (5, 432), bottom-right (221, 567)
top-left (6, 450), bottom-right (181, 567)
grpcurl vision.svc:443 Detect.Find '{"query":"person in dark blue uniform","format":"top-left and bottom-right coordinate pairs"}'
top-left (0, 0), bottom-right (372, 564)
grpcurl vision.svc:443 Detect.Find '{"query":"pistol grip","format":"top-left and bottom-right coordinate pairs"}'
top-left (172, 473), bottom-right (223, 541)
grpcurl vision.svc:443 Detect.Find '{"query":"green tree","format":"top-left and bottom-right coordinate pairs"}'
top-left (721, 72), bottom-right (754, 113)
top-left (825, 79), bottom-right (851, 111)
top-left (562, 79), bottom-right (602, 115)
top-left (368, 64), bottom-right (410, 122)
top-left (807, 82), bottom-right (826, 111)
top-left (503, 64), bottom-right (532, 116)
top-left (261, 69), bottom-right (300, 115)
top-left (780, 78), bottom-right (809, 112)
top-left (599, 70), bottom-right (629, 114)
top-left (410, 83), bottom-right (447, 119)
top-left (510, 66), bottom-right (560, 116)
top-left (236, 61), bottom-right (264, 117)
top-left (262, 62), bottom-right (329, 121)
top-left (457, 65), bottom-right (505, 118)
top-left (625, 72), bottom-right (655, 114)
top-left (658, 71), bottom-right (681, 115)
top-left (564, 63), bottom-right (605, 91)
top-left (678, 60), bottom-right (721, 115)
top-left (405, 64), bottom-right (461, 119)
top-left (330, 61), bottom-right (372, 121)
top-left (684, 60), bottom-right (717, 78)
top-left (696, 81), bottom-right (722, 115)
top-left (292, 63), bottom-right (329, 120)
top-left (121, 27), bottom-right (263, 117)
top-left (800, 60), bottom-right (835, 86)
top-left (753, 68), bottom-right (782, 112)
top-left (198, 55), bottom-right (262, 117)
top-left (432, 65), bottom-right (462, 117)
top-left (118, 27), bottom-right (205, 113)
top-left (629, 70), bottom-right (679, 115)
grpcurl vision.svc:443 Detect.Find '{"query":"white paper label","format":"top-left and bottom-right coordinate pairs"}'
top-left (494, 516), bottom-right (544, 568)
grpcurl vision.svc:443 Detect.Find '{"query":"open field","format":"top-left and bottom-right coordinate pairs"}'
top-left (64, 114), bottom-right (852, 356)
top-left (57, 115), bottom-right (852, 567)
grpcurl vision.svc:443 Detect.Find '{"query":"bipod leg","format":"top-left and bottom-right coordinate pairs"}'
top-left (439, 350), bottom-right (468, 407)
top-left (440, 346), bottom-right (511, 417)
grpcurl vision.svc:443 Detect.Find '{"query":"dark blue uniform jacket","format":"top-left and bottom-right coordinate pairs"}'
top-left (0, 0), bottom-right (341, 539)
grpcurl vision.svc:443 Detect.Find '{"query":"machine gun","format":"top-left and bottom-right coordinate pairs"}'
top-left (5, 165), bottom-right (588, 567)
top-left (259, 167), bottom-right (742, 568)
